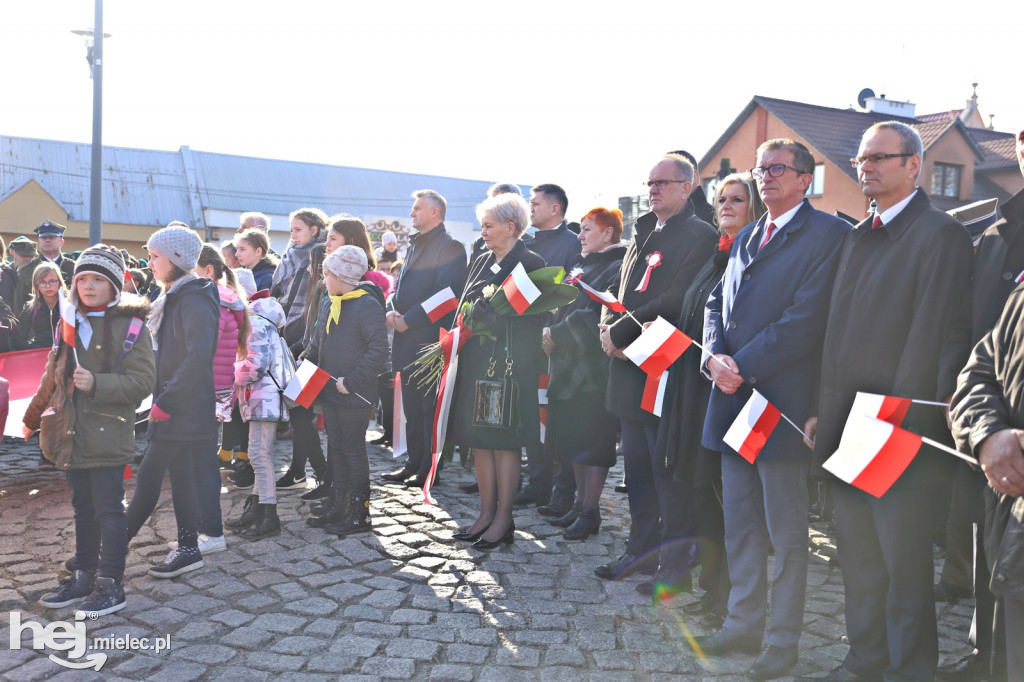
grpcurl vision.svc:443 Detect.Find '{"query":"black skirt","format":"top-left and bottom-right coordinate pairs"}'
top-left (547, 392), bottom-right (618, 467)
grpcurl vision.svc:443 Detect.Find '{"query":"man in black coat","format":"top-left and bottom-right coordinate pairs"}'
top-left (808, 122), bottom-right (974, 682)
top-left (385, 190), bottom-right (468, 488)
top-left (596, 154), bottom-right (717, 588)
top-left (517, 183), bottom-right (582, 509)
top-left (14, 221), bottom-right (76, 312)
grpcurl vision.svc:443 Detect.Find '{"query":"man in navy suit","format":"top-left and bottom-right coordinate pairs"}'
top-left (697, 139), bottom-right (850, 679)
top-left (384, 190), bottom-right (468, 487)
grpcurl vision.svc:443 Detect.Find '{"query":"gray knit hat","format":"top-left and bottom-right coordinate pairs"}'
top-left (233, 267), bottom-right (258, 298)
top-left (70, 244), bottom-right (126, 307)
top-left (323, 245), bottom-right (367, 286)
top-left (146, 223), bottom-right (203, 272)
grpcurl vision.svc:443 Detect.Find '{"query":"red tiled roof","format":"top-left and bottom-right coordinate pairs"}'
top-left (976, 137), bottom-right (1018, 171)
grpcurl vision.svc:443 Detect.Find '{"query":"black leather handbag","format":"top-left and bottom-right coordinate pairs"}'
top-left (473, 320), bottom-right (519, 429)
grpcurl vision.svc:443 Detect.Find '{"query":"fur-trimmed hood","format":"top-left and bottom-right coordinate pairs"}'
top-left (105, 292), bottom-right (152, 320)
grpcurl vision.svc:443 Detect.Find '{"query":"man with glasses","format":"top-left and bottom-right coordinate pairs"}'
top-left (13, 220), bottom-right (75, 312)
top-left (595, 154), bottom-right (717, 592)
top-left (698, 139), bottom-right (849, 679)
top-left (805, 122), bottom-right (974, 682)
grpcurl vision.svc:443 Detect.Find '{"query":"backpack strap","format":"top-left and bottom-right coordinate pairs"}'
top-left (116, 317), bottom-right (144, 374)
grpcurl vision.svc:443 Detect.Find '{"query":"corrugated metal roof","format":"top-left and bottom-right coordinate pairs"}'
top-left (1, 135), bottom-right (522, 229)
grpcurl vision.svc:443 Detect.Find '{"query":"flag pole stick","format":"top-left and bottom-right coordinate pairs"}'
top-left (778, 411), bottom-right (814, 445)
top-left (327, 373), bottom-right (372, 406)
top-left (912, 399), bottom-right (950, 407)
top-left (921, 436), bottom-right (976, 465)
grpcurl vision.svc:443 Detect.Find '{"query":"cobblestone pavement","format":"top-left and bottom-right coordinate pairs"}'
top-left (1, 427), bottom-right (974, 681)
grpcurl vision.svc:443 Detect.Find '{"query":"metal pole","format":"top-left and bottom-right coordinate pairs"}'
top-left (88, 0), bottom-right (103, 245)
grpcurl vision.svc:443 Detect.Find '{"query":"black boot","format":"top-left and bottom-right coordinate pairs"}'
top-left (564, 507), bottom-right (601, 540)
top-left (550, 503), bottom-right (582, 528)
top-left (307, 490), bottom-right (347, 528)
top-left (224, 494), bottom-right (260, 530)
top-left (241, 504), bottom-right (281, 540)
top-left (325, 491), bottom-right (371, 537)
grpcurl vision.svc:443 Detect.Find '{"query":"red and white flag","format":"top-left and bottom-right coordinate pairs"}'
top-left (577, 279), bottom-right (627, 314)
top-left (723, 389), bottom-right (782, 463)
top-left (501, 262), bottom-right (542, 315)
top-left (623, 316), bottom-right (693, 376)
top-left (284, 360), bottom-right (332, 409)
top-left (420, 287), bottom-right (458, 324)
top-left (538, 374), bottom-right (549, 443)
top-left (847, 391), bottom-right (912, 428)
top-left (58, 294), bottom-right (77, 347)
top-left (640, 370), bottom-right (669, 417)
top-left (823, 415), bottom-right (922, 498)
top-left (391, 371), bottom-right (407, 458)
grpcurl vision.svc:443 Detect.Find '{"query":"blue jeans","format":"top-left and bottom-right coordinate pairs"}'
top-left (67, 466), bottom-right (127, 579)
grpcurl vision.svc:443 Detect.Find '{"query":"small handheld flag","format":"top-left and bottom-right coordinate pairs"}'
top-left (501, 262), bottom-right (542, 315)
top-left (576, 279), bottom-right (627, 314)
top-left (284, 361), bottom-right (332, 409)
top-left (723, 389), bottom-right (782, 463)
top-left (622, 316), bottom-right (693, 376)
top-left (420, 287), bottom-right (458, 324)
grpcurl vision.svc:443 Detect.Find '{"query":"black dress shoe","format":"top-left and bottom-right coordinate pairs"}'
top-left (795, 665), bottom-right (868, 682)
top-left (748, 645), bottom-right (798, 680)
top-left (563, 508), bottom-right (601, 540)
top-left (381, 467), bottom-right (416, 482)
top-left (636, 572), bottom-right (692, 598)
top-left (594, 552), bottom-right (655, 580)
top-left (471, 522), bottom-right (515, 550)
top-left (936, 651), bottom-right (1002, 680)
top-left (404, 472), bottom-right (437, 488)
top-left (933, 581), bottom-right (973, 603)
top-left (690, 628), bottom-right (763, 656)
top-left (458, 481), bottom-right (479, 493)
top-left (683, 599), bottom-right (712, 615)
top-left (702, 612), bottom-right (725, 629)
top-left (537, 496), bottom-right (574, 518)
top-left (452, 525), bottom-right (489, 542)
top-left (514, 485), bottom-right (550, 508)
top-left (550, 505), bottom-right (582, 528)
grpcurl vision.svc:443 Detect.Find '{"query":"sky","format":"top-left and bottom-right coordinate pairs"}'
top-left (2, 0), bottom-right (1021, 216)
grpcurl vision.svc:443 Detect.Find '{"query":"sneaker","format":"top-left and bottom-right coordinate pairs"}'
top-left (75, 577), bottom-right (126, 618)
top-left (275, 470), bottom-right (307, 490)
top-left (40, 571), bottom-right (96, 608)
top-left (228, 461), bottom-right (254, 489)
top-left (148, 548), bottom-right (204, 579)
top-left (167, 534), bottom-right (227, 554)
top-left (300, 480), bottom-right (330, 501)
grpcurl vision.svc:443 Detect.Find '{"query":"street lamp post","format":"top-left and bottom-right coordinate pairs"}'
top-left (71, 0), bottom-right (108, 246)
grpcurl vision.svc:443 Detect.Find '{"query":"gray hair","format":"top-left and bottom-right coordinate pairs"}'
top-left (661, 154), bottom-right (695, 183)
top-left (487, 182), bottom-right (523, 198)
top-left (239, 211), bottom-right (270, 231)
top-left (476, 193), bottom-right (530, 238)
top-left (863, 122), bottom-right (924, 179)
top-left (411, 189), bottom-right (447, 221)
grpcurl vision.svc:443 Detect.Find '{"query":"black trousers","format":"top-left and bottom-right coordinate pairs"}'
top-left (67, 466), bottom-right (127, 579)
top-left (323, 403), bottom-right (372, 495)
top-left (287, 404), bottom-right (327, 482)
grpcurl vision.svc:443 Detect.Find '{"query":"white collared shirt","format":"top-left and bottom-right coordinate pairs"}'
top-left (874, 189), bottom-right (918, 227)
top-left (761, 201), bottom-right (803, 246)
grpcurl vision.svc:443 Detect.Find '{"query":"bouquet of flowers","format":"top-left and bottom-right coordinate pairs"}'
top-left (409, 266), bottom-right (578, 390)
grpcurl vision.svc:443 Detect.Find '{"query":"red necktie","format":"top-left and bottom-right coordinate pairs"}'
top-left (871, 215), bottom-right (883, 229)
top-left (758, 222), bottom-right (777, 251)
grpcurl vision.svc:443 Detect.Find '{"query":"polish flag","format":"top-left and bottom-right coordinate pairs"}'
top-left (723, 389), bottom-right (782, 463)
top-left (58, 294), bottom-right (77, 347)
top-left (420, 287), bottom-right (458, 324)
top-left (577, 279), bottom-right (627, 314)
top-left (848, 391), bottom-right (912, 428)
top-left (392, 372), bottom-right (407, 458)
top-left (640, 371), bottom-right (669, 417)
top-left (501, 262), bottom-right (541, 315)
top-left (538, 374), bottom-right (549, 443)
top-left (623, 317), bottom-right (693, 376)
top-left (823, 415), bottom-right (922, 498)
top-left (284, 361), bottom-right (332, 409)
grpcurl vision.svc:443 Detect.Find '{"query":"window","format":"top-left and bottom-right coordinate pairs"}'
top-left (805, 164), bottom-right (825, 197)
top-left (932, 163), bottom-right (961, 198)
top-left (704, 177), bottom-right (720, 201)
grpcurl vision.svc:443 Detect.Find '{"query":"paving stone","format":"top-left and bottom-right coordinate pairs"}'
top-left (408, 624), bottom-right (457, 642)
top-left (305, 652), bottom-right (361, 674)
top-left (360, 588), bottom-right (406, 609)
top-left (147, 660), bottom-right (208, 682)
top-left (209, 609), bottom-right (255, 628)
top-left (459, 628), bottom-right (498, 645)
top-left (384, 638), bottom-right (441, 661)
top-left (322, 582), bottom-right (371, 603)
top-left (494, 646), bottom-right (541, 667)
top-left (282, 596), bottom-right (339, 617)
top-left (270, 635), bottom-right (330, 655)
top-left (171, 644), bottom-right (237, 664)
top-left (360, 655), bottom-right (416, 678)
top-left (328, 635), bottom-right (382, 657)
top-left (249, 613), bottom-right (307, 634)
top-left (389, 607), bottom-right (432, 624)
top-left (445, 643), bottom-right (489, 665)
top-left (343, 605), bottom-right (385, 622)
top-left (303, 618), bottom-right (342, 638)
top-left (219, 627), bottom-right (275, 649)
top-left (428, 663), bottom-right (476, 682)
top-left (353, 621), bottom-right (404, 638)
top-left (172, 620), bottom-right (228, 642)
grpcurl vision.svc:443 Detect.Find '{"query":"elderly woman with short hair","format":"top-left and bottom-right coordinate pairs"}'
top-left (451, 193), bottom-right (547, 550)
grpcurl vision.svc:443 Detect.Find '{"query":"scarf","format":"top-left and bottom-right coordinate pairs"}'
top-left (147, 274), bottom-right (198, 346)
top-left (718, 234), bottom-right (736, 252)
top-left (272, 237), bottom-right (321, 291)
top-left (325, 289), bottom-right (369, 333)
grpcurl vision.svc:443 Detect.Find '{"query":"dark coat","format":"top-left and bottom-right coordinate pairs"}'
top-left (23, 295), bottom-right (155, 470)
top-left (602, 205), bottom-right (717, 423)
top-left (656, 248), bottom-right (728, 480)
top-left (951, 285), bottom-right (1024, 598)
top-left (548, 246), bottom-right (625, 400)
top-left (14, 255), bottom-right (75, 313)
top-left (389, 224), bottom-right (468, 372)
top-left (250, 258), bottom-right (276, 292)
top-left (17, 299), bottom-right (60, 349)
top-left (0, 261), bottom-right (17, 309)
top-left (523, 221), bottom-right (582, 274)
top-left (149, 278), bottom-right (220, 442)
top-left (703, 200), bottom-right (850, 460)
top-left (307, 282), bottom-right (389, 409)
top-left (814, 189), bottom-right (974, 465)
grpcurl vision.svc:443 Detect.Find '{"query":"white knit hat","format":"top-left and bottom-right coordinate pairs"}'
top-left (146, 223), bottom-right (203, 272)
top-left (323, 245), bottom-right (367, 286)
top-left (233, 268), bottom-right (258, 298)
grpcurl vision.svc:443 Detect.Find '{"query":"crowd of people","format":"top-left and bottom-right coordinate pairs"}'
top-left (2, 118), bottom-right (1023, 681)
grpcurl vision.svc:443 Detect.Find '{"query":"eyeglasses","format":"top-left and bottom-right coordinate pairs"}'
top-left (37, 279), bottom-right (61, 288)
top-left (750, 164), bottom-right (809, 180)
top-left (645, 179), bottom-right (688, 190)
top-left (849, 153), bottom-right (913, 168)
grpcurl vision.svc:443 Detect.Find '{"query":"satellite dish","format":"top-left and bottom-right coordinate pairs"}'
top-left (857, 88), bottom-right (876, 109)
